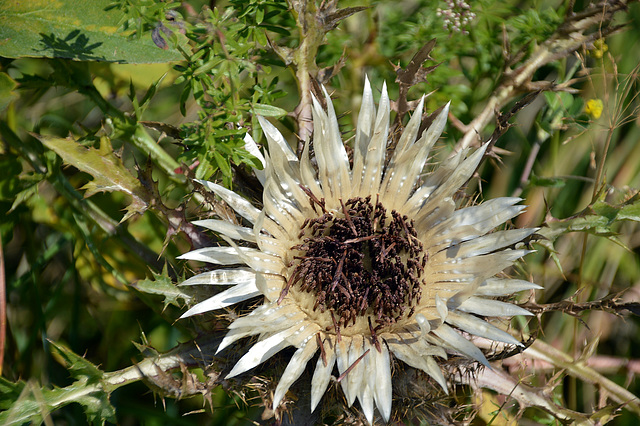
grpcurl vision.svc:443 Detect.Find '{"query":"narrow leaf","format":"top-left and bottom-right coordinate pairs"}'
top-left (253, 103), bottom-right (288, 118)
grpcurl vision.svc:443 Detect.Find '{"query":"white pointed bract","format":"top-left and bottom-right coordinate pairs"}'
top-left (180, 79), bottom-right (540, 424)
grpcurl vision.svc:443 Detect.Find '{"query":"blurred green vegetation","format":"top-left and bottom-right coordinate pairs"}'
top-left (1, 0), bottom-right (639, 424)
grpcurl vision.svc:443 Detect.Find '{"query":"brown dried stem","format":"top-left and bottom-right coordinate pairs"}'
top-left (519, 296), bottom-right (640, 317)
top-left (272, 1), bottom-right (366, 157)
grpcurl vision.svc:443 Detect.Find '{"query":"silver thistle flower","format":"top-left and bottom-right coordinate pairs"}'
top-left (178, 79), bottom-right (539, 424)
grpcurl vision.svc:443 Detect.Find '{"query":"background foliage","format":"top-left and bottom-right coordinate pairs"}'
top-left (1, 0), bottom-right (640, 424)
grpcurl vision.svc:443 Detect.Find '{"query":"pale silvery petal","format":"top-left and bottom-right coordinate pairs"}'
top-left (457, 297), bottom-right (534, 317)
top-left (196, 180), bottom-right (261, 224)
top-left (476, 278), bottom-right (542, 296)
top-left (404, 329), bottom-right (449, 359)
top-left (359, 384), bottom-right (375, 425)
top-left (432, 324), bottom-right (490, 367)
top-left (226, 324), bottom-right (302, 378)
top-left (436, 228), bottom-right (536, 259)
top-left (192, 219), bottom-right (257, 243)
top-left (403, 149), bottom-right (467, 214)
top-left (416, 313), bottom-right (431, 335)
top-left (424, 355), bottom-right (449, 392)
top-left (427, 197), bottom-right (525, 241)
top-left (253, 271), bottom-right (284, 301)
top-left (258, 126), bottom-right (311, 220)
top-left (309, 95), bottom-right (335, 204)
top-left (386, 337), bottom-right (448, 391)
top-left (177, 246), bottom-right (246, 265)
top-left (389, 95), bottom-right (426, 158)
top-left (311, 342), bottom-right (336, 412)
top-left (221, 236), bottom-right (284, 275)
top-left (335, 339), bottom-right (353, 402)
top-left (283, 322), bottom-right (321, 348)
top-left (299, 138), bottom-right (324, 201)
top-left (381, 102), bottom-right (448, 211)
top-left (272, 340), bottom-right (318, 409)
top-left (261, 184), bottom-right (299, 232)
top-left (352, 76), bottom-right (376, 192)
top-left (358, 81), bottom-right (390, 196)
top-left (180, 280), bottom-right (260, 318)
top-left (446, 311), bottom-right (523, 346)
top-left (179, 267), bottom-right (255, 286)
top-left (254, 209), bottom-right (288, 242)
top-left (371, 345), bottom-right (392, 422)
top-left (263, 175), bottom-right (305, 228)
top-left (256, 234), bottom-right (289, 258)
top-left (435, 293), bottom-right (449, 321)
top-left (411, 144), bottom-right (488, 222)
top-left (345, 336), bottom-right (366, 406)
top-left (227, 303), bottom-right (302, 330)
top-left (313, 88), bottom-right (352, 202)
top-left (415, 197), bottom-right (457, 235)
top-left (217, 307), bottom-right (305, 354)
top-left (264, 154), bottom-right (312, 220)
top-left (430, 249), bottom-right (532, 278)
top-left (257, 115), bottom-right (298, 162)
top-left (243, 132), bottom-right (266, 185)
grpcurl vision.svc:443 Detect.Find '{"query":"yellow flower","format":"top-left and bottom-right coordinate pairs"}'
top-left (590, 38), bottom-right (608, 59)
top-left (585, 99), bottom-right (604, 119)
top-left (179, 79), bottom-right (539, 424)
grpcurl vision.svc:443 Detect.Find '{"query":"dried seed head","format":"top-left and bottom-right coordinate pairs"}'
top-left (286, 194), bottom-right (426, 336)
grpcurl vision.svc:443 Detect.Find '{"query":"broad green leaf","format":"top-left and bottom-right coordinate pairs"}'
top-left (36, 135), bottom-right (149, 221)
top-left (0, 0), bottom-right (182, 63)
top-left (213, 150), bottom-right (232, 178)
top-left (0, 72), bottom-right (18, 112)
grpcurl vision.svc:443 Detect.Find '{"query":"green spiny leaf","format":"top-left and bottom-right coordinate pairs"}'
top-left (36, 134), bottom-right (150, 221)
top-left (49, 340), bottom-right (104, 382)
top-left (130, 270), bottom-right (192, 309)
top-left (613, 193), bottom-right (640, 222)
top-left (0, 72), bottom-right (18, 112)
top-left (0, 375), bottom-right (115, 425)
top-left (534, 239), bottom-right (565, 277)
top-left (539, 195), bottom-right (640, 250)
top-left (0, 377), bottom-right (26, 410)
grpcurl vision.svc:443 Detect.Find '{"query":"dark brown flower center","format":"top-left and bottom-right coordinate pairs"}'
top-left (282, 193), bottom-right (426, 336)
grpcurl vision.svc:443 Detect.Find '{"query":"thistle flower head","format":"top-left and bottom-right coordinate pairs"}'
top-left (179, 79), bottom-right (539, 424)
